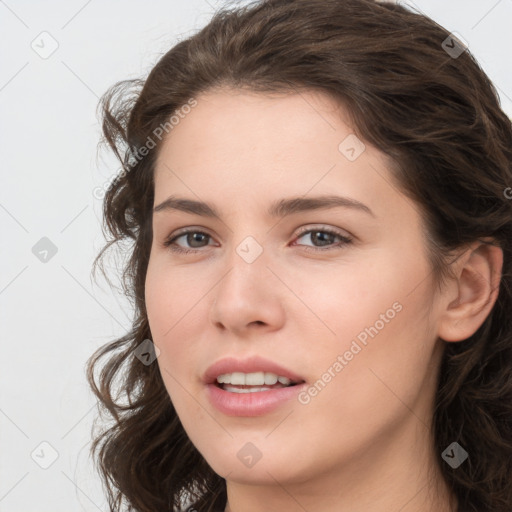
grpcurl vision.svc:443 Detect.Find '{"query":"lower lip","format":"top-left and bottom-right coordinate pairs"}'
top-left (206, 383), bottom-right (307, 417)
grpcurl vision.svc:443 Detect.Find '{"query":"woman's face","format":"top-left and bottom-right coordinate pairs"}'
top-left (145, 89), bottom-right (447, 488)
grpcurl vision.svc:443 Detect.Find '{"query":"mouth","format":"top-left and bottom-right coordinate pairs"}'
top-left (203, 355), bottom-right (306, 389)
top-left (214, 371), bottom-right (304, 393)
top-left (203, 356), bottom-right (307, 416)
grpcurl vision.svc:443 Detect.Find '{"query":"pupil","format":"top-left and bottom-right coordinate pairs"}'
top-left (188, 233), bottom-right (207, 248)
top-left (313, 231), bottom-right (332, 246)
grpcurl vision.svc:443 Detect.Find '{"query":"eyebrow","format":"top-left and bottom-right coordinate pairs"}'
top-left (153, 194), bottom-right (375, 218)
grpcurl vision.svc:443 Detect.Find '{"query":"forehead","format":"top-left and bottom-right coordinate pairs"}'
top-left (158, 88), bottom-right (350, 158)
top-left (152, 88), bottom-right (415, 225)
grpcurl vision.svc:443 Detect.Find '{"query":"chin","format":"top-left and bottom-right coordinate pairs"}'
top-left (202, 447), bottom-right (310, 485)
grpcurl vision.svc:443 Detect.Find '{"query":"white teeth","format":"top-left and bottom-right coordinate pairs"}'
top-left (246, 371), bottom-right (265, 385)
top-left (230, 372), bottom-right (246, 385)
top-left (216, 371), bottom-right (294, 386)
top-left (264, 373), bottom-right (278, 385)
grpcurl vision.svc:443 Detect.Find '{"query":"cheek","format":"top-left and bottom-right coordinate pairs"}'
top-left (302, 254), bottom-right (438, 425)
top-left (145, 257), bottom-right (208, 392)
top-left (145, 255), bottom-right (205, 339)
top-left (302, 242), bottom-right (436, 390)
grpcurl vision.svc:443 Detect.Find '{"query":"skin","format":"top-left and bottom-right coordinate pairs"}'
top-left (144, 88), bottom-right (502, 512)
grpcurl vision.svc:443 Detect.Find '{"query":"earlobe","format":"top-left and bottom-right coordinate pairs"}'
top-left (438, 241), bottom-right (503, 343)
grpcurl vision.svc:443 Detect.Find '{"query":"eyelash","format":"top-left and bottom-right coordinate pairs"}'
top-left (162, 226), bottom-right (353, 254)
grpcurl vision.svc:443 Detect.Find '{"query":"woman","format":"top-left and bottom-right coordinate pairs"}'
top-left (87, 0), bottom-right (512, 511)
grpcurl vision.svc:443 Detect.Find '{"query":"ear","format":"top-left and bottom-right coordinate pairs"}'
top-left (437, 240), bottom-right (503, 342)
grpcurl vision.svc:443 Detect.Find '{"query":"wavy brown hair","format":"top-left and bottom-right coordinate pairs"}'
top-left (86, 0), bottom-right (512, 511)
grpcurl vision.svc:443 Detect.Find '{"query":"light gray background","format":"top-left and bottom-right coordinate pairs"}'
top-left (1, 1), bottom-right (511, 510)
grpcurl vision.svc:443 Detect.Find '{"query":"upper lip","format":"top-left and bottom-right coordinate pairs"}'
top-left (203, 355), bottom-right (306, 385)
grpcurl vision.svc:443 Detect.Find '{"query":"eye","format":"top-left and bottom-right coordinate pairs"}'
top-left (162, 229), bottom-right (215, 254)
top-left (292, 226), bottom-right (352, 252)
top-left (162, 226), bottom-right (353, 254)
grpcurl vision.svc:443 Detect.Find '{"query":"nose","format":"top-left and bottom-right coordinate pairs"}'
top-left (209, 245), bottom-right (286, 336)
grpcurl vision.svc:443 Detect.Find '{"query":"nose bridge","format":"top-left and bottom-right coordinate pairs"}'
top-left (218, 232), bottom-right (268, 297)
top-left (209, 229), bottom-right (284, 331)
top-left (221, 209), bottom-right (269, 274)
top-left (234, 233), bottom-right (266, 266)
